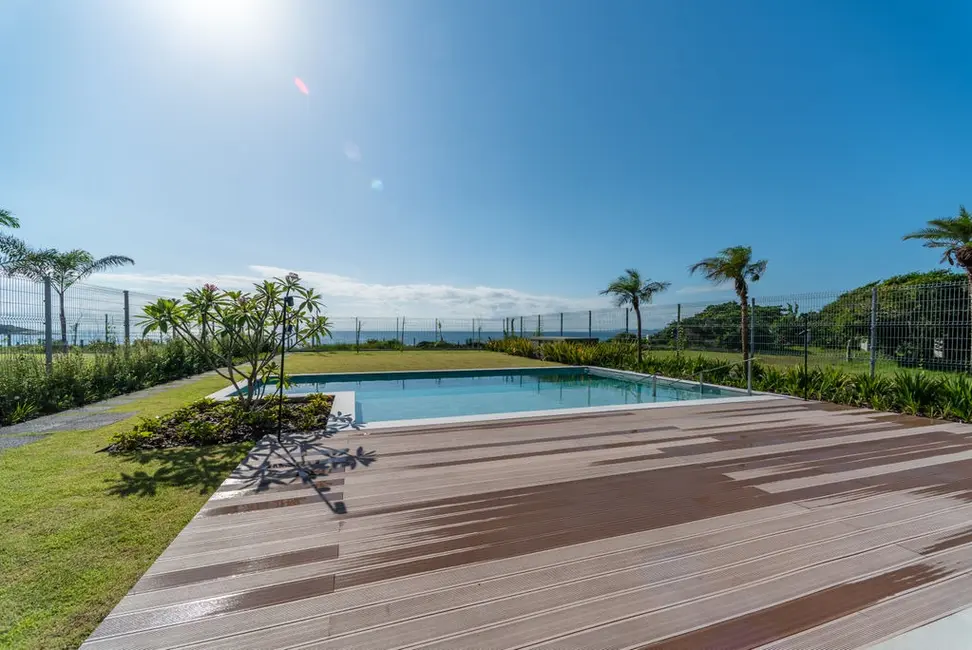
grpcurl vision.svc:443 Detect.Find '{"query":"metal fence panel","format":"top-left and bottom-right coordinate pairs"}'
top-left (507, 281), bottom-right (972, 376)
top-left (1, 273), bottom-right (970, 378)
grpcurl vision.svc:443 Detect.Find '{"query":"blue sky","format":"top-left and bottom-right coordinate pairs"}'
top-left (2, 0), bottom-right (971, 317)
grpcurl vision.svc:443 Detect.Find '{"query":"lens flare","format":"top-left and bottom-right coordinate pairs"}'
top-left (294, 77), bottom-right (309, 95)
top-left (371, 179), bottom-right (384, 192)
top-left (344, 142), bottom-right (362, 162)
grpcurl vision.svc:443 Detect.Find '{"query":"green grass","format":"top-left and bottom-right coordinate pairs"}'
top-left (645, 347), bottom-right (943, 377)
top-left (0, 351), bottom-right (556, 649)
top-left (282, 350), bottom-right (556, 375)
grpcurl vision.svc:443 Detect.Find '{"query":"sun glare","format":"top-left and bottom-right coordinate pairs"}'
top-left (152, 0), bottom-right (281, 57)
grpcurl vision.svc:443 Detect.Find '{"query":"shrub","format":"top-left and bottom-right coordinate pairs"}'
top-left (487, 336), bottom-right (972, 423)
top-left (107, 394), bottom-right (377, 474)
top-left (0, 340), bottom-right (210, 426)
top-left (107, 394), bottom-right (337, 451)
top-left (939, 375), bottom-right (972, 421)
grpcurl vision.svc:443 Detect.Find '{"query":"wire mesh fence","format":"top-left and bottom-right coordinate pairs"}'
top-left (0, 275), bottom-right (46, 350)
top-left (0, 277), bottom-right (172, 359)
top-left (3, 273), bottom-right (972, 377)
top-left (508, 280), bottom-right (972, 376)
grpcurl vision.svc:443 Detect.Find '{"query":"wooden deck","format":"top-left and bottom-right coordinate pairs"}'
top-left (82, 398), bottom-right (972, 649)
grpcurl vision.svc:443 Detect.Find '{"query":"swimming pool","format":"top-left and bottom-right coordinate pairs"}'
top-left (224, 367), bottom-right (750, 425)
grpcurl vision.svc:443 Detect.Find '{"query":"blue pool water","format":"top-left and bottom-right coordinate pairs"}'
top-left (251, 367), bottom-right (743, 424)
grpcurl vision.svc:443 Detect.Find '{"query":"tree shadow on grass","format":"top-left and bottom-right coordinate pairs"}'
top-left (105, 444), bottom-right (250, 497)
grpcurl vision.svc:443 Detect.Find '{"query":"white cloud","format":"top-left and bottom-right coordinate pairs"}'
top-left (90, 266), bottom-right (608, 318)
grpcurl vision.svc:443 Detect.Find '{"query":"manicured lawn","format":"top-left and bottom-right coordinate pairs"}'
top-left (282, 350), bottom-right (556, 375)
top-left (647, 347), bottom-right (931, 376)
top-left (0, 351), bottom-right (553, 649)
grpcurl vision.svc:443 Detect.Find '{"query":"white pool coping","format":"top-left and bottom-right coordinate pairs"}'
top-left (206, 365), bottom-right (786, 430)
top-left (869, 606), bottom-right (972, 649)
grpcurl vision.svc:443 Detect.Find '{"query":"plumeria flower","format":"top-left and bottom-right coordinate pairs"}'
top-left (286, 272), bottom-right (300, 283)
top-left (203, 283), bottom-right (218, 292)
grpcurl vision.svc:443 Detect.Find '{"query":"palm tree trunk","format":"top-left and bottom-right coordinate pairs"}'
top-left (739, 290), bottom-right (749, 361)
top-left (58, 291), bottom-right (68, 350)
top-left (635, 307), bottom-right (643, 365)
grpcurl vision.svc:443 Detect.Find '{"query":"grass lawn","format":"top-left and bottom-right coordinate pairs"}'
top-left (646, 347), bottom-right (932, 376)
top-left (0, 351), bottom-right (553, 649)
top-left (282, 350), bottom-right (556, 375)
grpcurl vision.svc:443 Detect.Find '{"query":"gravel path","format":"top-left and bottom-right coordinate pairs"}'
top-left (0, 373), bottom-right (218, 452)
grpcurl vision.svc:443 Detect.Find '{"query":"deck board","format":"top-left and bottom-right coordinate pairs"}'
top-left (81, 397), bottom-right (972, 649)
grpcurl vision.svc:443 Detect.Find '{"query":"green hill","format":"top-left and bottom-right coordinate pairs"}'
top-left (648, 270), bottom-right (970, 371)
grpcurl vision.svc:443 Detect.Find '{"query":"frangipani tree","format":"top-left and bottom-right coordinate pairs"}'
top-left (140, 273), bottom-right (332, 409)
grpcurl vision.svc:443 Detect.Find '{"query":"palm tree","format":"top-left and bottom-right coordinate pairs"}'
top-left (903, 206), bottom-right (972, 366)
top-left (689, 246), bottom-right (767, 360)
top-left (600, 269), bottom-right (670, 364)
top-left (17, 249), bottom-right (134, 349)
top-left (0, 208), bottom-right (26, 273)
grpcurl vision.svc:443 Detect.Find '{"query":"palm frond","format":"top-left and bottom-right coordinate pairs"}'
top-left (904, 207), bottom-right (972, 246)
top-left (745, 259), bottom-right (768, 281)
top-left (688, 257), bottom-right (729, 283)
top-left (83, 255), bottom-right (135, 276)
top-left (0, 209), bottom-right (19, 229)
top-left (9, 247), bottom-right (56, 281)
top-left (601, 270), bottom-right (669, 308)
top-left (690, 246), bottom-right (766, 295)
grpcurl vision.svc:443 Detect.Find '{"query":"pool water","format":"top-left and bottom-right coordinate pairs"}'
top-left (251, 367), bottom-right (742, 424)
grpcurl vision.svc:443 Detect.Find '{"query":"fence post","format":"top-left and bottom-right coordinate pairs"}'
top-left (588, 310), bottom-right (592, 339)
top-left (560, 313), bottom-right (564, 336)
top-left (748, 297), bottom-right (755, 395)
top-left (123, 290), bottom-right (130, 351)
top-left (44, 277), bottom-right (53, 372)
top-left (803, 313), bottom-right (810, 401)
top-left (537, 314), bottom-right (541, 336)
top-left (676, 303), bottom-right (681, 352)
top-left (869, 286), bottom-right (878, 378)
top-left (519, 316), bottom-right (524, 337)
top-left (625, 308), bottom-right (629, 335)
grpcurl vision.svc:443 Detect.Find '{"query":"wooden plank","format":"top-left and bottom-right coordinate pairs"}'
top-left (80, 399), bottom-right (972, 650)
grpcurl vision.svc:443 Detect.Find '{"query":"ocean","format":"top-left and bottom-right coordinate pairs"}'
top-left (320, 329), bottom-right (629, 345)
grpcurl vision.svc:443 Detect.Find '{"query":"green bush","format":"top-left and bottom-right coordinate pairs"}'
top-left (0, 340), bottom-right (211, 426)
top-left (486, 336), bottom-right (972, 423)
top-left (107, 393), bottom-right (336, 451)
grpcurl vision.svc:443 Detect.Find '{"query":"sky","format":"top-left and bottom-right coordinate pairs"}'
top-left (2, 0), bottom-right (972, 318)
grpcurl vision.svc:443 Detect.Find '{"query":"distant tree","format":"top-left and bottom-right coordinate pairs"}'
top-left (17, 249), bottom-right (134, 349)
top-left (689, 246), bottom-right (767, 361)
top-left (904, 206), bottom-right (972, 282)
top-left (904, 207), bottom-right (972, 367)
top-left (600, 269), bottom-right (670, 364)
